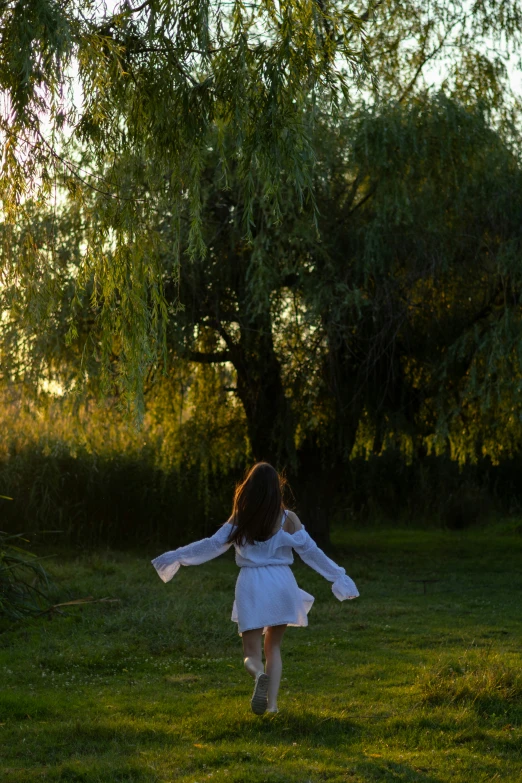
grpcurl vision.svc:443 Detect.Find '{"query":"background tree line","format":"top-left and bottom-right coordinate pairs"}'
top-left (2, 1), bottom-right (522, 545)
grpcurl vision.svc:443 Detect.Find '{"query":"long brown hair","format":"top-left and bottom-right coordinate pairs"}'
top-left (228, 462), bottom-right (285, 546)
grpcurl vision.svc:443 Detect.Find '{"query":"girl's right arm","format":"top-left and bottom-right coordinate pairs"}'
top-left (151, 523), bottom-right (233, 583)
top-left (285, 512), bottom-right (359, 600)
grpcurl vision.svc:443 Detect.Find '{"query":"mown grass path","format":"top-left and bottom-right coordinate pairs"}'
top-left (1, 527), bottom-right (521, 782)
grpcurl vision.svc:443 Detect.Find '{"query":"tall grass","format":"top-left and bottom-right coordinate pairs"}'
top-left (417, 650), bottom-right (522, 714)
top-left (0, 384), bottom-right (246, 546)
top-left (1, 443), bottom-right (237, 547)
top-left (2, 387), bottom-right (522, 547)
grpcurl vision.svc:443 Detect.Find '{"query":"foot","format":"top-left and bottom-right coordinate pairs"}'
top-left (266, 707), bottom-right (279, 714)
top-left (251, 672), bottom-right (269, 715)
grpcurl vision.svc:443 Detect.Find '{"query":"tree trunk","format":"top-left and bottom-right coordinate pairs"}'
top-left (292, 329), bottom-right (364, 547)
top-left (231, 311), bottom-right (296, 470)
top-left (293, 440), bottom-right (334, 549)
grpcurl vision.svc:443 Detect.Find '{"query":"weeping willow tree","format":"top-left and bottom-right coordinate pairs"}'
top-left (0, 0), bottom-right (375, 414)
top-left (2, 94), bottom-right (522, 540)
top-left (2, 1), bottom-right (522, 540)
top-left (2, 1), bottom-right (522, 411)
top-left (164, 92), bottom-right (522, 537)
top-left (308, 95), bottom-right (522, 467)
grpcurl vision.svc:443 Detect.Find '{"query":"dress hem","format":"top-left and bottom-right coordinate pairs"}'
top-left (235, 618), bottom-right (310, 636)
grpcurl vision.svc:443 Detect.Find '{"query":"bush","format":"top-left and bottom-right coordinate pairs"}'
top-left (0, 532), bottom-right (54, 620)
top-left (341, 451), bottom-right (513, 526)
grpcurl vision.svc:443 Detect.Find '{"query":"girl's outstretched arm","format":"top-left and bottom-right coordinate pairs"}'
top-left (285, 512), bottom-right (359, 600)
top-left (151, 523), bottom-right (233, 583)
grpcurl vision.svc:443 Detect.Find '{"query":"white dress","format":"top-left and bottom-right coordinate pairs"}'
top-left (151, 512), bottom-right (359, 635)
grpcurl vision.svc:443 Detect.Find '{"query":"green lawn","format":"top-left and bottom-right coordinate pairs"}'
top-left (1, 525), bottom-right (521, 782)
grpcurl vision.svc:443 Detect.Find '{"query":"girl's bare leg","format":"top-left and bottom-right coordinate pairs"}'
top-left (242, 628), bottom-right (264, 679)
top-left (264, 624), bottom-right (287, 711)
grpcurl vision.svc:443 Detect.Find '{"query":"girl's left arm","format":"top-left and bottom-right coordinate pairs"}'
top-left (151, 523), bottom-right (233, 583)
top-left (291, 527), bottom-right (359, 600)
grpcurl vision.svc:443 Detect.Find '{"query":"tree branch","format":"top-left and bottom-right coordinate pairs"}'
top-left (347, 183), bottom-right (378, 217)
top-left (123, 0), bottom-right (151, 14)
top-left (397, 16), bottom-right (464, 105)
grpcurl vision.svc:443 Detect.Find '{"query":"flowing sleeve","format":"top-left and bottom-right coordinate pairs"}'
top-left (151, 523), bottom-right (234, 583)
top-left (289, 527), bottom-right (359, 600)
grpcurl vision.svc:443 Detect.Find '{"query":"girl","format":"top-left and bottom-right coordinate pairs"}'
top-left (151, 462), bottom-right (359, 715)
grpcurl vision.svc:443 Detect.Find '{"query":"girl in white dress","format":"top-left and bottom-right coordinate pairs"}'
top-left (151, 462), bottom-right (359, 715)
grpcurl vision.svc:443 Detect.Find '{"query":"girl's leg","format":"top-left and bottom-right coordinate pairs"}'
top-left (242, 628), bottom-right (264, 679)
top-left (264, 624), bottom-right (287, 711)
top-left (243, 627), bottom-right (270, 715)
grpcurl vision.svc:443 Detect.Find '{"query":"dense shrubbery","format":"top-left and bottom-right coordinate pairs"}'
top-left (3, 436), bottom-right (522, 547)
top-left (0, 444), bottom-right (236, 547)
top-left (3, 384), bottom-right (522, 547)
top-left (0, 384), bottom-right (247, 547)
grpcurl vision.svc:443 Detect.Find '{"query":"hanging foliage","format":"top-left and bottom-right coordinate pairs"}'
top-left (0, 0), bottom-right (376, 414)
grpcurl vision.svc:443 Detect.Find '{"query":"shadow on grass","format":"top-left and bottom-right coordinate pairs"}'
top-left (201, 709), bottom-right (362, 746)
top-left (3, 761), bottom-right (158, 783)
top-left (354, 759), bottom-right (444, 782)
top-left (7, 712), bottom-right (519, 783)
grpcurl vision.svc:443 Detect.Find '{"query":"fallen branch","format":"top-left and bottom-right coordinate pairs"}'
top-left (39, 596), bottom-right (121, 618)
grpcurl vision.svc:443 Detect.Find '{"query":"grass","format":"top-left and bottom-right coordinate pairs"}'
top-left (1, 525), bottom-right (521, 782)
